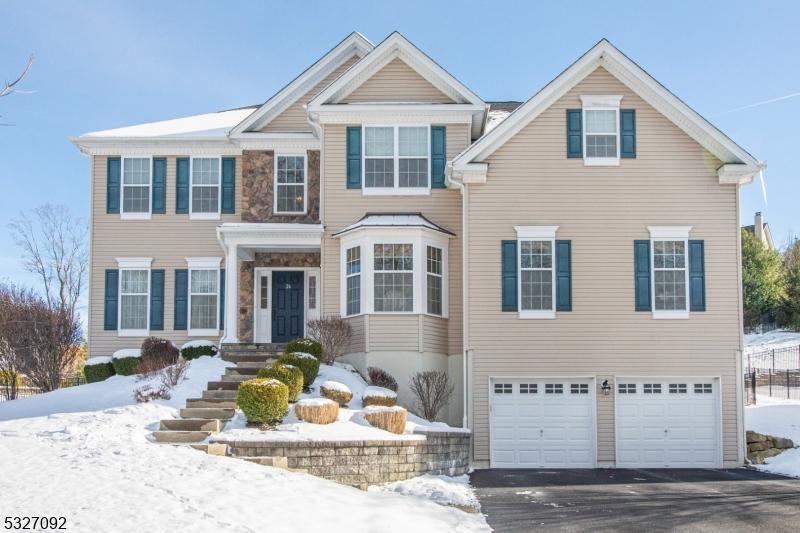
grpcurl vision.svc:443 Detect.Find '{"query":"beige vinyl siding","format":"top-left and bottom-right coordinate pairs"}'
top-left (468, 67), bottom-right (741, 464)
top-left (262, 55), bottom-right (360, 132)
top-left (342, 58), bottom-right (454, 103)
top-left (321, 123), bottom-right (469, 356)
top-left (347, 314), bottom-right (366, 353)
top-left (422, 315), bottom-right (448, 354)
top-left (368, 315), bottom-right (419, 352)
top-left (88, 156), bottom-right (241, 357)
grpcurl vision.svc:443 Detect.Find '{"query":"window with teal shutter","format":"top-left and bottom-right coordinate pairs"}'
top-left (346, 127), bottom-right (361, 189)
top-left (431, 126), bottom-right (446, 188)
top-left (149, 269), bottom-right (165, 330)
top-left (566, 110), bottom-right (582, 158)
top-left (634, 240), bottom-right (651, 311)
top-left (176, 158), bottom-right (190, 214)
top-left (689, 240), bottom-right (705, 311)
top-left (152, 158), bottom-right (166, 214)
top-left (107, 157), bottom-right (121, 214)
top-left (174, 269), bottom-right (188, 330)
top-left (555, 240), bottom-right (572, 311)
top-left (104, 269), bottom-right (119, 330)
top-left (620, 109), bottom-right (636, 158)
top-left (501, 240), bottom-right (518, 311)
top-left (221, 158), bottom-right (235, 213)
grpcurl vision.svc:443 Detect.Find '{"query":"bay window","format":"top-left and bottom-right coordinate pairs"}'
top-left (374, 243), bottom-right (414, 312)
top-left (190, 157), bottom-right (221, 218)
top-left (363, 125), bottom-right (430, 194)
top-left (121, 157), bottom-right (151, 218)
top-left (275, 155), bottom-right (306, 214)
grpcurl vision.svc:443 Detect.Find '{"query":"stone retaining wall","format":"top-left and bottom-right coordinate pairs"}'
top-left (746, 430), bottom-right (795, 464)
top-left (219, 430), bottom-right (470, 489)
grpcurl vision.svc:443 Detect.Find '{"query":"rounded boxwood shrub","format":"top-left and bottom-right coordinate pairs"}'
top-left (112, 349), bottom-right (141, 376)
top-left (257, 363), bottom-right (303, 402)
top-left (237, 378), bottom-right (289, 425)
top-left (320, 380), bottom-right (353, 407)
top-left (84, 357), bottom-right (115, 383)
top-left (285, 337), bottom-right (323, 360)
top-left (278, 352), bottom-right (320, 388)
top-left (362, 386), bottom-right (398, 407)
top-left (180, 340), bottom-right (218, 361)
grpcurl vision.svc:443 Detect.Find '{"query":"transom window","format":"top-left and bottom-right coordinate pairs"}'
top-left (520, 383), bottom-right (537, 394)
top-left (545, 383), bottom-right (564, 394)
top-left (345, 246), bottom-right (361, 316)
top-left (584, 109), bottom-right (618, 159)
top-left (190, 157), bottom-right (221, 216)
top-left (119, 269), bottom-right (149, 332)
top-left (669, 383), bottom-right (688, 394)
top-left (494, 383), bottom-right (512, 394)
top-left (520, 240), bottom-right (554, 312)
top-left (618, 383), bottom-right (636, 394)
top-left (373, 244), bottom-right (413, 312)
top-left (275, 155), bottom-right (306, 214)
top-left (189, 269), bottom-right (218, 332)
top-left (653, 240), bottom-right (688, 312)
top-left (363, 126), bottom-right (430, 193)
top-left (122, 157), bottom-right (151, 215)
top-left (571, 383), bottom-right (589, 394)
top-left (426, 246), bottom-right (443, 316)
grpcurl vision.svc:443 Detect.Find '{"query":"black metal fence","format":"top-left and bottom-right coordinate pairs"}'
top-left (745, 344), bottom-right (800, 404)
top-left (0, 376), bottom-right (86, 402)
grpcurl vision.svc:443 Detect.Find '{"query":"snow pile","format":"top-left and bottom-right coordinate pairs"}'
top-left (112, 348), bottom-right (141, 359)
top-left (297, 397), bottom-right (337, 408)
top-left (321, 380), bottom-right (350, 393)
top-left (369, 474), bottom-right (480, 511)
top-left (181, 340), bottom-right (218, 350)
top-left (85, 356), bottom-right (112, 366)
top-left (289, 351), bottom-right (317, 360)
top-left (363, 386), bottom-right (397, 399)
top-left (363, 405), bottom-right (405, 414)
top-left (745, 330), bottom-right (800, 353)
top-left (485, 110), bottom-right (512, 132)
top-left (746, 400), bottom-right (800, 478)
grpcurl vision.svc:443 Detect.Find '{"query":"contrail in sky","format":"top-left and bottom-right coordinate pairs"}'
top-left (719, 91), bottom-right (800, 114)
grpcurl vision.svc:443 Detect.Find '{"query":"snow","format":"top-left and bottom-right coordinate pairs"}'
top-left (181, 340), bottom-right (218, 350)
top-left (363, 405), bottom-right (406, 414)
top-left (297, 398), bottom-right (337, 407)
top-left (745, 329), bottom-right (800, 353)
top-left (80, 107), bottom-right (257, 139)
top-left (0, 359), bottom-right (487, 532)
top-left (369, 474), bottom-right (480, 511)
top-left (321, 380), bottom-right (351, 393)
top-left (288, 351), bottom-right (316, 360)
top-left (85, 356), bottom-right (112, 365)
top-left (363, 386), bottom-right (397, 399)
top-left (485, 110), bottom-right (512, 132)
top-left (112, 348), bottom-right (141, 359)
top-left (746, 399), bottom-right (800, 478)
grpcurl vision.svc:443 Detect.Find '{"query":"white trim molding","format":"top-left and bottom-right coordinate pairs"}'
top-left (273, 153), bottom-right (308, 215)
top-left (186, 257), bottom-right (222, 269)
top-left (515, 226), bottom-right (559, 320)
top-left (579, 94), bottom-right (623, 107)
top-left (648, 225), bottom-right (692, 320)
top-left (115, 257), bottom-right (153, 337)
top-left (647, 226), bottom-right (692, 240)
top-left (115, 257), bottom-right (153, 269)
top-left (515, 225), bottom-right (559, 240)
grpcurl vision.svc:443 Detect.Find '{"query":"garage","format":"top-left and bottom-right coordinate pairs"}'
top-left (616, 377), bottom-right (721, 468)
top-left (490, 378), bottom-right (596, 468)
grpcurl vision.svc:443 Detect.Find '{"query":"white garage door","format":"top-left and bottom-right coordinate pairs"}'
top-left (616, 378), bottom-right (721, 468)
top-left (490, 378), bottom-right (596, 468)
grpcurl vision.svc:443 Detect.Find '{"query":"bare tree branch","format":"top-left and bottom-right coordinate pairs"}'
top-left (1, 55), bottom-right (35, 98)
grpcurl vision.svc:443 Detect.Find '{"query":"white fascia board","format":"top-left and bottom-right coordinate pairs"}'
top-left (311, 104), bottom-right (481, 126)
top-left (718, 163), bottom-right (762, 185)
top-left (70, 137), bottom-right (240, 156)
top-left (216, 223), bottom-right (324, 250)
top-left (234, 132), bottom-right (320, 151)
top-left (449, 162), bottom-right (488, 185)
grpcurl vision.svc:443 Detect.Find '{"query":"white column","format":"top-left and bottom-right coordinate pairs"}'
top-left (222, 244), bottom-right (239, 344)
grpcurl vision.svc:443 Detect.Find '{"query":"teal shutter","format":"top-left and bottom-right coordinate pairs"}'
top-left (219, 268), bottom-right (225, 329)
top-left (620, 109), bottom-right (636, 158)
top-left (501, 240), bottom-right (518, 312)
top-left (689, 240), bottom-right (706, 311)
top-left (567, 109), bottom-right (582, 158)
top-left (107, 157), bottom-right (121, 214)
top-left (103, 269), bottom-right (119, 330)
top-left (555, 240), bottom-right (572, 311)
top-left (176, 157), bottom-right (190, 214)
top-left (150, 269), bottom-right (165, 330)
top-left (152, 158), bottom-right (166, 214)
top-left (346, 127), bottom-right (361, 189)
top-left (221, 157), bottom-right (235, 213)
top-left (634, 240), bottom-right (651, 311)
top-left (174, 269), bottom-right (188, 330)
top-left (431, 126), bottom-right (446, 188)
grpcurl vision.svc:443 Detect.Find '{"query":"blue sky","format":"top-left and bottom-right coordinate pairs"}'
top-left (1, 0), bottom-right (798, 299)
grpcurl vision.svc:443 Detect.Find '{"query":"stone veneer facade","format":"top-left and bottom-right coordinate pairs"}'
top-left (241, 149), bottom-right (320, 223)
top-left (237, 252), bottom-right (321, 343)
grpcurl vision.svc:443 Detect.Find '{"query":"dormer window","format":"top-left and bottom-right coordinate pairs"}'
top-left (363, 125), bottom-right (430, 195)
top-left (580, 95), bottom-right (622, 166)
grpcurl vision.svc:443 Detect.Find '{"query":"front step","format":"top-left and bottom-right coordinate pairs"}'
top-left (207, 380), bottom-right (241, 391)
top-left (222, 354), bottom-right (281, 364)
top-left (180, 407), bottom-right (236, 420)
top-left (160, 418), bottom-right (222, 432)
top-left (226, 366), bottom-right (261, 376)
top-left (186, 398), bottom-right (236, 409)
top-left (236, 361), bottom-right (274, 370)
top-left (221, 373), bottom-right (252, 382)
top-left (241, 456), bottom-right (289, 468)
top-left (202, 389), bottom-right (238, 400)
top-left (190, 443), bottom-right (228, 456)
top-left (153, 430), bottom-right (210, 443)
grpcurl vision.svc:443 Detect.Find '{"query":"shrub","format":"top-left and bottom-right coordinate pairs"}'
top-left (367, 367), bottom-right (398, 392)
top-left (257, 363), bottom-right (303, 402)
top-left (363, 406), bottom-right (407, 434)
top-left (285, 337), bottom-right (322, 360)
top-left (294, 398), bottom-right (339, 424)
top-left (409, 370), bottom-right (454, 421)
top-left (84, 357), bottom-right (115, 383)
top-left (159, 358), bottom-right (190, 388)
top-left (0, 370), bottom-right (23, 387)
top-left (306, 316), bottom-right (352, 364)
top-left (112, 350), bottom-right (141, 376)
top-left (140, 337), bottom-right (179, 373)
top-left (180, 340), bottom-right (218, 361)
top-left (133, 384), bottom-right (171, 403)
top-left (278, 352), bottom-right (320, 388)
top-left (362, 386), bottom-right (397, 407)
top-left (237, 378), bottom-right (289, 425)
top-left (320, 380), bottom-right (353, 407)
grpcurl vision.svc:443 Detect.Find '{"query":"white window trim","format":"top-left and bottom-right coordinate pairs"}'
top-left (580, 95), bottom-right (622, 167)
top-left (426, 245), bottom-right (444, 316)
top-left (120, 156), bottom-right (153, 220)
top-left (344, 245), bottom-right (362, 317)
top-left (189, 156), bottom-right (222, 220)
top-left (273, 153), bottom-right (308, 215)
top-left (372, 241), bottom-right (416, 314)
top-left (515, 226), bottom-right (558, 319)
top-left (252, 267), bottom-right (320, 343)
top-left (116, 257), bottom-right (152, 337)
top-left (186, 257), bottom-right (221, 336)
top-left (362, 124), bottom-right (431, 196)
top-left (648, 226), bottom-right (692, 320)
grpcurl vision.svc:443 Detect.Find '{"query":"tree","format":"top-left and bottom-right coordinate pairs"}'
top-left (409, 370), bottom-right (454, 422)
top-left (0, 284), bottom-right (35, 400)
top-left (778, 237), bottom-right (800, 330)
top-left (741, 229), bottom-right (786, 329)
top-left (307, 316), bottom-right (352, 365)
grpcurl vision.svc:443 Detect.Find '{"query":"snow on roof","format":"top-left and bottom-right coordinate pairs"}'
top-left (80, 107), bottom-right (258, 139)
top-left (332, 213), bottom-right (455, 237)
top-left (485, 101), bottom-right (523, 133)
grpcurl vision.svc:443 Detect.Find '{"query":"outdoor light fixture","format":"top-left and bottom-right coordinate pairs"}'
top-left (601, 379), bottom-right (611, 396)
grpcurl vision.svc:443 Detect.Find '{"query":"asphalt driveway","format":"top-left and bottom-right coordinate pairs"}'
top-left (470, 468), bottom-right (800, 532)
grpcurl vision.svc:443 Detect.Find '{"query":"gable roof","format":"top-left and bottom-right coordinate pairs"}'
top-left (230, 32), bottom-right (373, 135)
top-left (451, 39), bottom-right (764, 185)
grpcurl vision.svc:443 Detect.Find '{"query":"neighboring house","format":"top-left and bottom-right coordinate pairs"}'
top-left (743, 211), bottom-right (776, 251)
top-left (72, 32), bottom-right (763, 469)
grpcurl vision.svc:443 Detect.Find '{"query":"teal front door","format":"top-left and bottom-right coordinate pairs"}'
top-left (271, 271), bottom-right (304, 343)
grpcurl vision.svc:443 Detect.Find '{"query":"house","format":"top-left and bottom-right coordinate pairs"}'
top-left (743, 211), bottom-right (776, 251)
top-left (72, 32), bottom-right (763, 469)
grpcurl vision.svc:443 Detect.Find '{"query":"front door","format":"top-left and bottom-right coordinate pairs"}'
top-left (271, 271), bottom-right (304, 343)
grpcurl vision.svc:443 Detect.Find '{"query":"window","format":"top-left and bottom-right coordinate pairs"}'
top-left (190, 157), bottom-right (220, 217)
top-left (653, 240), bottom-right (688, 312)
top-left (643, 383), bottom-right (662, 394)
top-left (122, 157), bottom-right (151, 216)
top-left (119, 269), bottom-right (149, 333)
top-left (669, 383), bottom-right (688, 394)
top-left (584, 109), bottom-right (618, 158)
top-left (545, 383), bottom-right (564, 394)
top-left (426, 246), bottom-right (443, 316)
top-left (308, 275), bottom-right (317, 310)
top-left (520, 383), bottom-right (537, 394)
top-left (520, 240), bottom-right (554, 312)
top-left (345, 246), bottom-right (361, 316)
top-left (259, 275), bottom-right (269, 310)
top-left (571, 383), bottom-right (589, 394)
top-left (494, 383), bottom-right (512, 394)
top-left (189, 269), bottom-right (218, 332)
top-left (374, 244), bottom-right (413, 312)
top-left (694, 383), bottom-right (713, 394)
top-left (275, 155), bottom-right (306, 214)
top-left (618, 383), bottom-right (636, 394)
top-left (363, 126), bottom-right (430, 194)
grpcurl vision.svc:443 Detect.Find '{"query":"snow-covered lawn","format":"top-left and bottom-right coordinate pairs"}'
top-left (745, 329), bottom-right (800, 353)
top-left (746, 398), bottom-right (800, 478)
top-left (369, 474), bottom-right (480, 511)
top-left (0, 357), bottom-right (488, 532)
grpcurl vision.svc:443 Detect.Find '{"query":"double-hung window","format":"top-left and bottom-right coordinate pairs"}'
top-left (345, 246), bottom-right (361, 316)
top-left (190, 157), bottom-right (221, 218)
top-left (119, 268), bottom-right (149, 335)
top-left (274, 155), bottom-right (306, 214)
top-left (581, 95), bottom-right (621, 165)
top-left (189, 269), bottom-right (218, 333)
top-left (649, 226), bottom-right (692, 319)
top-left (364, 126), bottom-right (430, 194)
top-left (516, 226), bottom-right (558, 319)
top-left (121, 157), bottom-right (151, 218)
top-left (373, 243), bottom-right (414, 312)
top-left (426, 245), bottom-right (443, 315)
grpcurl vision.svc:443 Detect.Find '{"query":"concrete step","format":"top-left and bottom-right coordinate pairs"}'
top-left (221, 374), bottom-right (251, 383)
top-left (191, 443), bottom-right (228, 456)
top-left (160, 418), bottom-right (222, 432)
top-left (186, 398), bottom-right (236, 409)
top-left (235, 361), bottom-right (274, 370)
top-left (222, 354), bottom-right (281, 364)
top-left (152, 430), bottom-right (210, 443)
top-left (207, 380), bottom-right (242, 391)
top-left (202, 390), bottom-right (238, 400)
top-left (226, 366), bottom-right (261, 376)
top-left (241, 456), bottom-right (289, 468)
top-left (180, 407), bottom-right (236, 420)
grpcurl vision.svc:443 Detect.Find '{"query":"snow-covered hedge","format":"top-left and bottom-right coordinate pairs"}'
top-left (180, 340), bottom-right (218, 360)
top-left (285, 337), bottom-right (322, 360)
top-left (237, 378), bottom-right (289, 425)
top-left (320, 380), bottom-right (352, 406)
top-left (362, 386), bottom-right (398, 407)
top-left (111, 349), bottom-right (141, 376)
top-left (257, 363), bottom-right (303, 402)
top-left (84, 357), bottom-right (115, 383)
top-left (278, 352), bottom-right (320, 388)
